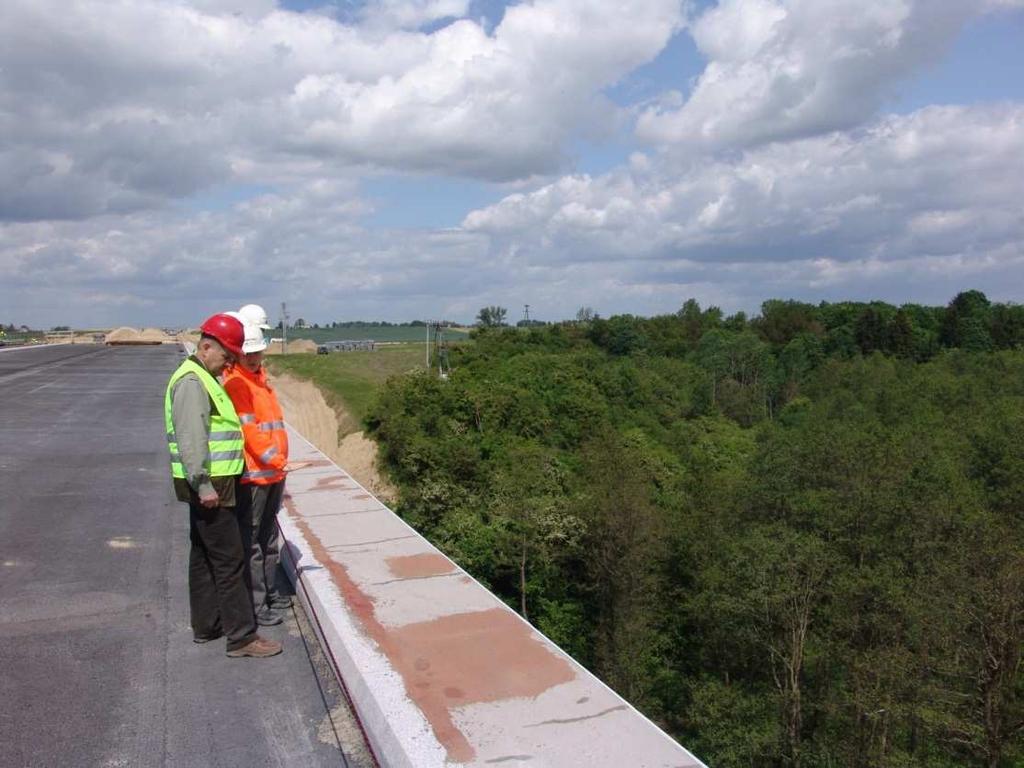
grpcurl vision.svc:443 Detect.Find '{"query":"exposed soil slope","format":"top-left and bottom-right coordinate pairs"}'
top-left (271, 372), bottom-right (396, 504)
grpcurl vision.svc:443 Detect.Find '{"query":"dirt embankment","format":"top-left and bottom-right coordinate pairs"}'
top-left (265, 339), bottom-right (316, 355)
top-left (271, 372), bottom-right (397, 504)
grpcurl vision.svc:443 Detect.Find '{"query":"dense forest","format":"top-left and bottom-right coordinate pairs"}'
top-left (365, 291), bottom-right (1024, 767)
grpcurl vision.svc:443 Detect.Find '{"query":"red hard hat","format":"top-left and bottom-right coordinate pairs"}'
top-left (199, 313), bottom-right (245, 357)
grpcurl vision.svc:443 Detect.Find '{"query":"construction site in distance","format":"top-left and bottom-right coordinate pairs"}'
top-left (1, 327), bottom-right (319, 354)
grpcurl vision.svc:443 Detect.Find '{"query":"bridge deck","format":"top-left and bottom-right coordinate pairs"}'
top-left (0, 344), bottom-right (372, 767)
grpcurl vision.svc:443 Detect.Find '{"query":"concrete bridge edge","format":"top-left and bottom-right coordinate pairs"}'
top-left (277, 424), bottom-right (708, 768)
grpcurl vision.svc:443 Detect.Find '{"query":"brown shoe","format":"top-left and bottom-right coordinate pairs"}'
top-left (226, 635), bottom-right (282, 658)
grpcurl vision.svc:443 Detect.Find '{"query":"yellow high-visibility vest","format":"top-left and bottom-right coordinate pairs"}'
top-left (164, 358), bottom-right (244, 480)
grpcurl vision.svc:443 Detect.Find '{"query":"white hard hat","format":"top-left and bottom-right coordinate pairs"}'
top-left (238, 303), bottom-right (272, 330)
top-left (241, 322), bottom-right (268, 354)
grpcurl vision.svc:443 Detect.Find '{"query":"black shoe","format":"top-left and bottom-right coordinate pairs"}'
top-left (256, 609), bottom-right (283, 626)
top-left (268, 595), bottom-right (293, 609)
top-left (193, 630), bottom-right (224, 644)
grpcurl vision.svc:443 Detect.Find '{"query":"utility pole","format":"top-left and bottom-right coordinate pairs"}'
top-left (280, 302), bottom-right (289, 354)
top-left (425, 320), bottom-right (430, 370)
top-left (432, 322), bottom-right (450, 378)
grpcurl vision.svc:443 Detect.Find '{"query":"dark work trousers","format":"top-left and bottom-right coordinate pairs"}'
top-left (188, 499), bottom-right (258, 651)
top-left (238, 480), bottom-right (286, 615)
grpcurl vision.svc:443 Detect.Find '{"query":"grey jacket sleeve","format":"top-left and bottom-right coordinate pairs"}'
top-left (170, 374), bottom-right (215, 497)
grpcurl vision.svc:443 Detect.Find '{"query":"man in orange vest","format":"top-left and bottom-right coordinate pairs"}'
top-left (223, 318), bottom-right (292, 626)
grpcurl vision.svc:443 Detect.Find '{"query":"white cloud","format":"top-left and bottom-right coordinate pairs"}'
top-left (464, 104), bottom-right (1024, 305)
top-left (2, 1), bottom-right (1022, 326)
top-left (279, 0), bottom-right (683, 175)
top-left (635, 0), bottom-right (1006, 151)
top-left (0, 0), bottom-right (682, 222)
top-left (359, 0), bottom-right (472, 29)
top-left (9, 100), bottom-right (1019, 325)
top-left (5, 96), bottom-right (1023, 329)
top-left (0, 176), bottom-right (503, 326)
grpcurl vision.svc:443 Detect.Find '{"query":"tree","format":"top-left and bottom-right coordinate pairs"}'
top-left (476, 306), bottom-right (508, 327)
top-left (941, 290), bottom-right (992, 349)
top-left (699, 330), bottom-right (774, 424)
top-left (489, 441), bottom-right (574, 621)
top-left (577, 431), bottom-right (668, 707)
top-left (677, 299), bottom-right (723, 345)
top-left (926, 518), bottom-right (1024, 768)
top-left (678, 298), bottom-right (705, 343)
top-left (755, 300), bottom-right (822, 346)
top-left (604, 315), bottom-right (647, 356)
top-left (724, 311), bottom-right (748, 332)
top-left (990, 303), bottom-right (1024, 350)
top-left (854, 306), bottom-right (889, 354)
top-left (364, 294), bottom-right (1024, 768)
top-left (961, 319), bottom-right (994, 351)
top-left (774, 332), bottom-right (825, 406)
top-left (931, 400), bottom-right (1024, 766)
top-left (575, 306), bottom-right (596, 324)
top-left (733, 526), bottom-right (830, 768)
top-left (887, 309), bottom-right (914, 357)
top-left (695, 329), bottom-right (732, 406)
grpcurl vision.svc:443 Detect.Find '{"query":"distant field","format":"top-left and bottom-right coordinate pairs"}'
top-left (266, 342), bottom-right (428, 427)
top-left (285, 326), bottom-right (470, 343)
top-left (1, 332), bottom-right (45, 344)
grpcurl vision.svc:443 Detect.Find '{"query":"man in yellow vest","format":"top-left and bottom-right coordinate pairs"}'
top-left (165, 313), bottom-right (282, 658)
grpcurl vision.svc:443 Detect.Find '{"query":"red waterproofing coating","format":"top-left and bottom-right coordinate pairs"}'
top-left (278, 519), bottom-right (382, 768)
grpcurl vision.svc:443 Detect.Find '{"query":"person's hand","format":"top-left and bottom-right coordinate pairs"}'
top-left (199, 489), bottom-right (219, 508)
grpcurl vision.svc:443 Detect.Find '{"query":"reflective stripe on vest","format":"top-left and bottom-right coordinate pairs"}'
top-left (169, 430), bottom-right (240, 444)
top-left (242, 469), bottom-right (280, 481)
top-left (164, 358), bottom-right (245, 480)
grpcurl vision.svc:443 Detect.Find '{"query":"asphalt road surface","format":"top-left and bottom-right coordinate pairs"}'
top-left (0, 344), bottom-right (374, 768)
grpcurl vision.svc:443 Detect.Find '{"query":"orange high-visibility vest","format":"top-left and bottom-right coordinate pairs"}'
top-left (223, 364), bottom-right (289, 485)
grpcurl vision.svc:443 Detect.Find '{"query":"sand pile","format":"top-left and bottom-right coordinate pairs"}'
top-left (265, 339), bottom-right (316, 355)
top-left (137, 327), bottom-right (173, 342)
top-left (105, 326), bottom-right (142, 342)
top-left (105, 326), bottom-right (173, 344)
top-left (105, 327), bottom-right (139, 342)
top-left (271, 372), bottom-right (397, 504)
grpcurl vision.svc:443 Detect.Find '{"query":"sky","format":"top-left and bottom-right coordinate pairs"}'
top-left (2, 0), bottom-right (1023, 328)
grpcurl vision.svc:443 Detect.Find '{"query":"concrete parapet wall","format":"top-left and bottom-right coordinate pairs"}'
top-left (278, 426), bottom-right (706, 768)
